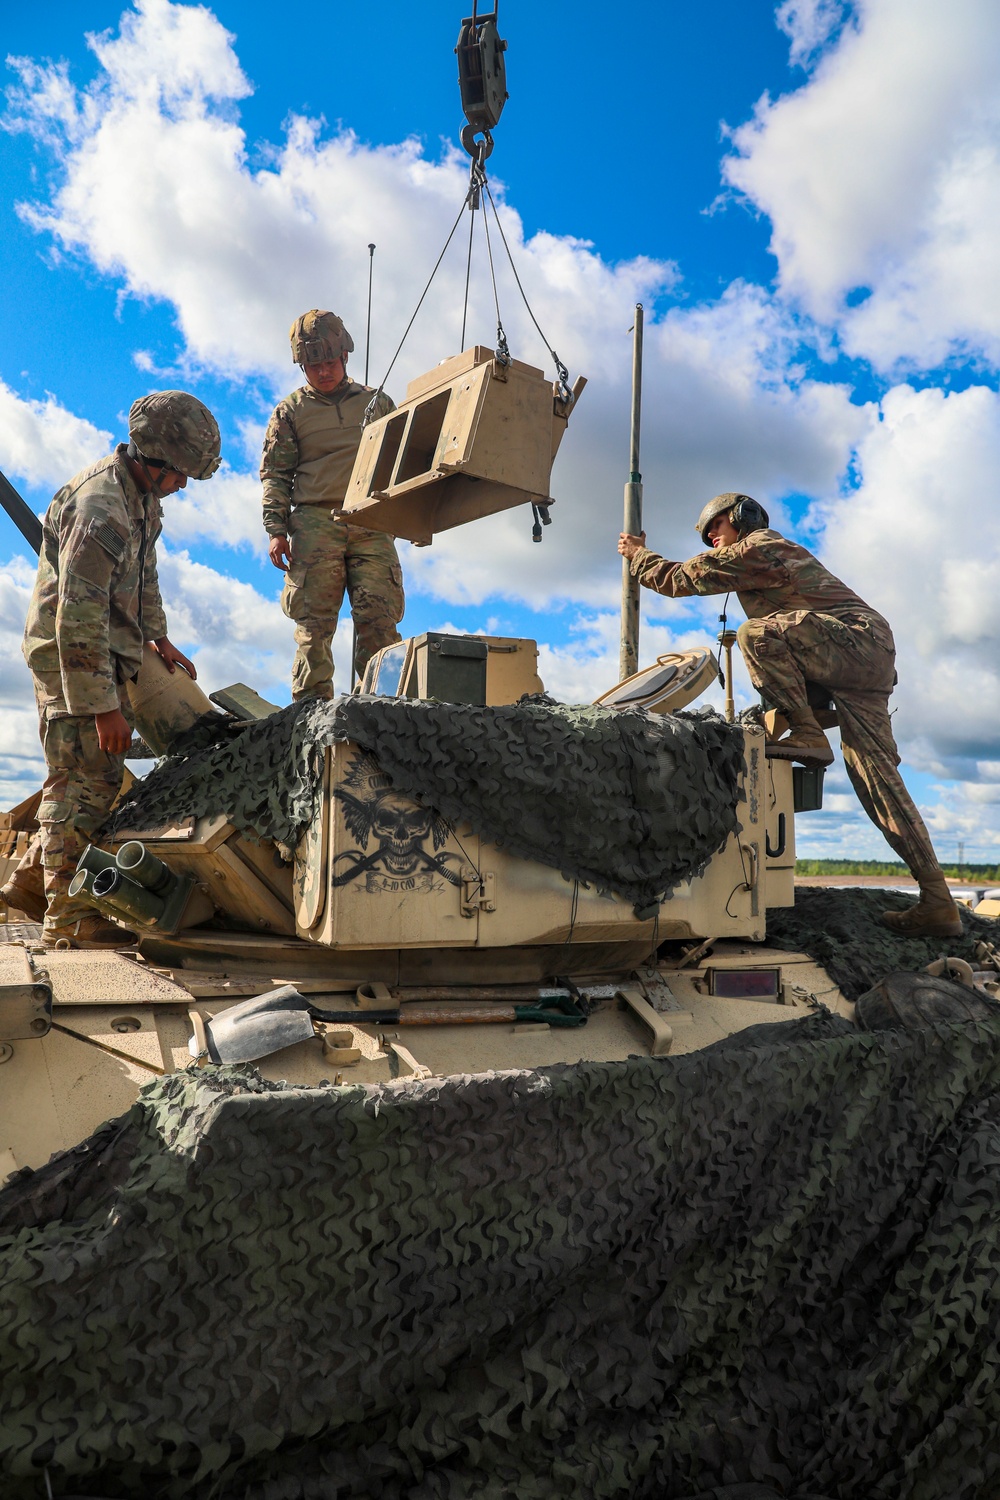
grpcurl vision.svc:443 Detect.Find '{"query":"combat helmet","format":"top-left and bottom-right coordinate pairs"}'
top-left (695, 492), bottom-right (769, 546)
top-left (290, 310), bottom-right (355, 366)
top-left (128, 392), bottom-right (222, 480)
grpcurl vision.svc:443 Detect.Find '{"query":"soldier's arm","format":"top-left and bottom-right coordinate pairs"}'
top-left (260, 403), bottom-right (299, 541)
top-left (630, 537), bottom-right (790, 598)
top-left (53, 510), bottom-right (126, 716)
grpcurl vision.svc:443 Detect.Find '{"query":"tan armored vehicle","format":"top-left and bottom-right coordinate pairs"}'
top-left (0, 622), bottom-right (850, 1178)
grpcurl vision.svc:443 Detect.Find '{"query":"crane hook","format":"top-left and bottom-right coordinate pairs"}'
top-left (456, 5), bottom-right (508, 160)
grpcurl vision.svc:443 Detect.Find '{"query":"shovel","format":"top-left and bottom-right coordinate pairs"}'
top-left (188, 984), bottom-right (316, 1064)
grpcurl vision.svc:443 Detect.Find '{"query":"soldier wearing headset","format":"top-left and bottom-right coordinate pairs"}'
top-left (619, 492), bottom-right (961, 939)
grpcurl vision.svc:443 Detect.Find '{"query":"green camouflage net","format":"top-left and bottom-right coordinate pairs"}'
top-left (104, 697), bottom-right (745, 909)
top-left (766, 887), bottom-right (1000, 999)
top-left (4, 1019), bottom-right (1000, 1498)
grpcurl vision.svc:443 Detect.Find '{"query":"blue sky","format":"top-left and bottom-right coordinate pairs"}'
top-left (2, 0), bottom-right (1000, 863)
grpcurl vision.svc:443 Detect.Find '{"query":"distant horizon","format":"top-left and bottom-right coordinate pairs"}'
top-left (797, 858), bottom-right (1000, 880)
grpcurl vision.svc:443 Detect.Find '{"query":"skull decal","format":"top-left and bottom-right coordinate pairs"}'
top-left (332, 751), bottom-right (462, 890)
top-left (371, 795), bottom-right (435, 874)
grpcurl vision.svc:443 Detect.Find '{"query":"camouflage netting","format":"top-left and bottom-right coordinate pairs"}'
top-left (105, 697), bottom-right (745, 909)
top-left (766, 887), bottom-right (1000, 1000)
top-left (5, 1020), bottom-right (1000, 1498)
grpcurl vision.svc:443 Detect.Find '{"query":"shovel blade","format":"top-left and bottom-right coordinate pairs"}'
top-left (204, 984), bottom-right (315, 1064)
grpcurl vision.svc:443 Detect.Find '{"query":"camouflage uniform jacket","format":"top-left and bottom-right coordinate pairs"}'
top-left (630, 528), bottom-right (890, 630)
top-left (22, 445), bottom-right (168, 717)
top-left (260, 379), bottom-right (395, 537)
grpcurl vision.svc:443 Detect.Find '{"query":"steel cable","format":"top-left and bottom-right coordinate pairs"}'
top-left (364, 189), bottom-right (471, 422)
top-left (484, 181), bottom-right (571, 399)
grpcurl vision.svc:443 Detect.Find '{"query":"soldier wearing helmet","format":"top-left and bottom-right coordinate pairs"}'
top-left (618, 494), bottom-right (961, 940)
top-left (260, 309), bottom-right (405, 701)
top-left (11, 391), bottom-right (221, 948)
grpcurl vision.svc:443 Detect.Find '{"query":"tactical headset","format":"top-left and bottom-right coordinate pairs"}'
top-left (728, 496), bottom-right (769, 535)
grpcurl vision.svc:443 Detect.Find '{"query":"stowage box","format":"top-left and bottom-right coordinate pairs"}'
top-left (342, 346), bottom-right (583, 544)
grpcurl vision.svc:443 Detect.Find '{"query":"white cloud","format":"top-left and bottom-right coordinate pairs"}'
top-left (776, 0), bottom-right (852, 66)
top-left (725, 0), bottom-right (1000, 370)
top-left (0, 560), bottom-right (47, 805)
top-left (165, 468), bottom-right (264, 552)
top-left (4, 0), bottom-right (865, 614)
top-left (0, 379), bottom-right (112, 493)
top-left (13, 0), bottom-right (633, 388)
top-left (155, 547), bottom-right (295, 702)
top-left (817, 382), bottom-right (1000, 776)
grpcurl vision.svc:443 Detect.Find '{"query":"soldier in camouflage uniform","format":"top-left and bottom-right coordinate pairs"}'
top-left (261, 310), bottom-right (404, 700)
top-left (8, 392), bottom-right (221, 948)
top-left (619, 493), bottom-right (962, 939)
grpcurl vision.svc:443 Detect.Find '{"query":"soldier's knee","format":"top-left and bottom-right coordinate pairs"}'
top-left (736, 619), bottom-right (769, 659)
top-left (739, 619), bottom-right (790, 662)
top-left (352, 589), bottom-right (404, 631)
top-left (294, 617), bottom-right (337, 643)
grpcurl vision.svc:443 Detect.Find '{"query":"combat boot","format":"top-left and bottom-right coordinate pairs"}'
top-left (42, 914), bottom-right (138, 950)
top-left (882, 873), bottom-right (963, 939)
top-left (0, 870), bottom-right (47, 924)
top-left (765, 708), bottom-right (834, 766)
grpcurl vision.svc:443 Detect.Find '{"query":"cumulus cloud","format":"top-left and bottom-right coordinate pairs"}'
top-left (155, 547), bottom-right (295, 702)
top-left (725, 0), bottom-right (1000, 371)
top-left (776, 0), bottom-right (852, 66)
top-left (0, 379), bottom-right (112, 493)
top-left (0, 560), bottom-right (46, 805)
top-left (4, 0), bottom-right (865, 615)
top-left (8, 0), bottom-right (664, 389)
top-left (165, 469), bottom-right (264, 552)
top-left (816, 382), bottom-right (1000, 780)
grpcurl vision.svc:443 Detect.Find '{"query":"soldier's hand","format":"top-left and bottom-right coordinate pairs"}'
top-left (95, 708), bottom-right (132, 755)
top-left (152, 636), bottom-right (197, 679)
top-left (269, 535), bottom-right (292, 572)
top-left (618, 531), bottom-right (647, 560)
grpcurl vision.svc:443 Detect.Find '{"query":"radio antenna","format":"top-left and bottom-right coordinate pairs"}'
top-left (364, 243), bottom-right (376, 385)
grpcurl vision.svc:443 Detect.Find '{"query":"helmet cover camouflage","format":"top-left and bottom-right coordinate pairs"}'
top-left (128, 391), bottom-right (221, 480)
top-left (695, 492), bottom-right (769, 545)
top-left (290, 309), bottom-right (355, 366)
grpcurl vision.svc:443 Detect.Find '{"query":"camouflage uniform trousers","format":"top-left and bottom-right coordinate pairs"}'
top-left (35, 693), bottom-right (133, 930)
top-left (281, 507), bottom-right (404, 700)
top-left (737, 610), bottom-right (941, 879)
